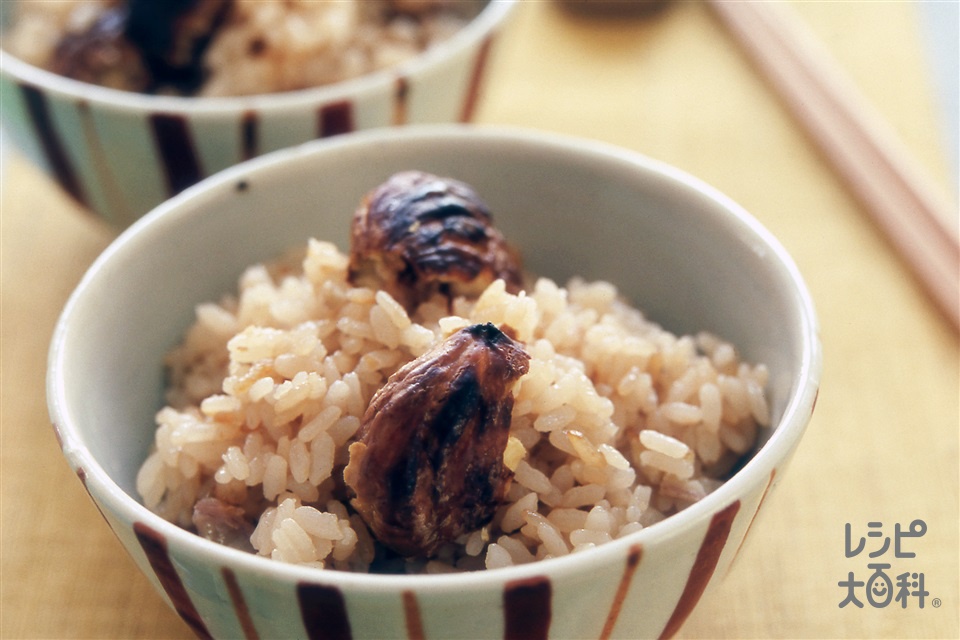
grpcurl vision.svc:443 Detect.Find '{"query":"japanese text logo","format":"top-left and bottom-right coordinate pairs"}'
top-left (839, 520), bottom-right (934, 609)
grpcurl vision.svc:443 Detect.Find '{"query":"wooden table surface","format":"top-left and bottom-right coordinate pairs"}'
top-left (2, 1), bottom-right (957, 638)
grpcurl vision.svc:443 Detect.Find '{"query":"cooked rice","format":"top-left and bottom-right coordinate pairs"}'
top-left (4, 0), bottom-right (484, 96)
top-left (134, 237), bottom-right (770, 573)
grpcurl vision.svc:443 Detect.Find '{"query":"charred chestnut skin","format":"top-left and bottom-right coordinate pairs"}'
top-left (51, 5), bottom-right (151, 91)
top-left (191, 497), bottom-right (255, 553)
top-left (348, 171), bottom-right (524, 310)
top-left (51, 0), bottom-right (231, 94)
top-left (344, 323), bottom-right (530, 558)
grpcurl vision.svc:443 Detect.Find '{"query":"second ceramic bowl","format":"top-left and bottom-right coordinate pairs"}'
top-left (0, 1), bottom-right (516, 227)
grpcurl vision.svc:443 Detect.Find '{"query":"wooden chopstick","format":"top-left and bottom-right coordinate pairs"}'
top-left (707, 0), bottom-right (960, 331)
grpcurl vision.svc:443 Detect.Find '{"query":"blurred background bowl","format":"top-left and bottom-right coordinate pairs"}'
top-left (47, 125), bottom-right (821, 639)
top-left (0, 0), bottom-right (516, 228)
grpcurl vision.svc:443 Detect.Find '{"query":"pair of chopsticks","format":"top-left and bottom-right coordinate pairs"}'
top-left (707, 0), bottom-right (960, 332)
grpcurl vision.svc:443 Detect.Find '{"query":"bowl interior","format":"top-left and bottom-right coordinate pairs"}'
top-left (50, 125), bottom-right (816, 520)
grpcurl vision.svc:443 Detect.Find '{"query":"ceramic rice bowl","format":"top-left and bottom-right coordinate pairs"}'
top-left (47, 125), bottom-right (821, 639)
top-left (0, 1), bottom-right (516, 228)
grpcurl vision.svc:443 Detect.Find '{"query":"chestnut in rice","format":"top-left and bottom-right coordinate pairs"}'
top-left (348, 171), bottom-right (524, 312)
top-left (344, 323), bottom-right (530, 558)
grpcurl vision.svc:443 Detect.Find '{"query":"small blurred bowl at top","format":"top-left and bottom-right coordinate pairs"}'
top-left (0, 0), bottom-right (516, 228)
